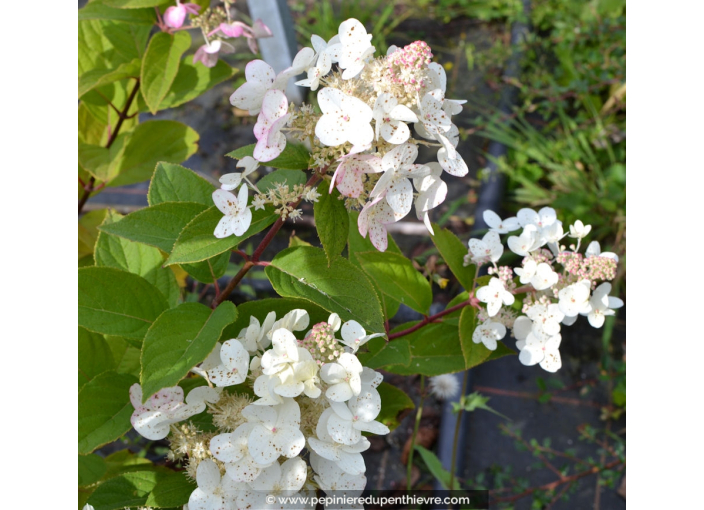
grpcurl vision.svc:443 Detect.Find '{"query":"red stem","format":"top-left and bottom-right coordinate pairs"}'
top-left (387, 297), bottom-right (480, 340)
top-left (211, 169), bottom-right (326, 308)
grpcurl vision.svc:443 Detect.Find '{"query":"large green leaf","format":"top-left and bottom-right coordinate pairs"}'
top-left (102, 450), bottom-right (154, 479)
top-left (458, 305), bottom-right (493, 369)
top-left (78, 133), bottom-right (130, 182)
top-left (357, 336), bottom-right (411, 370)
top-left (314, 182), bottom-right (348, 264)
top-left (348, 211), bottom-right (402, 319)
top-left (140, 302), bottom-right (237, 400)
top-left (355, 251), bottom-right (433, 315)
top-left (110, 120), bottom-right (200, 187)
top-left (78, 1), bottom-right (156, 24)
top-left (377, 382), bottom-right (415, 430)
top-left (219, 297), bottom-right (330, 341)
top-left (107, 336), bottom-right (142, 376)
top-left (95, 210), bottom-right (180, 307)
top-left (79, 327), bottom-right (116, 391)
top-left (99, 201), bottom-right (208, 253)
top-left (86, 471), bottom-right (159, 510)
top-left (78, 58), bottom-right (141, 98)
top-left (431, 225), bottom-right (475, 291)
top-left (78, 267), bottom-right (169, 339)
top-left (161, 58), bottom-right (238, 110)
top-left (226, 143), bottom-right (311, 170)
top-left (265, 246), bottom-right (384, 333)
top-left (78, 370), bottom-right (138, 454)
top-left (145, 471), bottom-right (197, 508)
top-left (79, 209), bottom-right (109, 262)
top-left (78, 19), bottom-right (149, 76)
top-left (166, 206), bottom-right (277, 265)
top-left (141, 31), bottom-right (191, 113)
top-left (148, 162), bottom-right (215, 206)
top-left (385, 321), bottom-right (465, 376)
top-left (181, 251), bottom-right (230, 284)
top-left (79, 454), bottom-right (108, 487)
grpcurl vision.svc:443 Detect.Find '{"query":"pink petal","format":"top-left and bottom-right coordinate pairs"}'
top-left (163, 5), bottom-right (186, 29)
top-left (184, 3), bottom-right (201, 15)
top-left (220, 22), bottom-right (244, 38)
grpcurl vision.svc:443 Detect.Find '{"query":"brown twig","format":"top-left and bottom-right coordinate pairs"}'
top-left (499, 424), bottom-right (565, 479)
top-left (78, 79), bottom-right (141, 214)
top-left (490, 459), bottom-right (624, 504)
top-left (211, 168), bottom-right (326, 308)
top-left (474, 385), bottom-right (603, 408)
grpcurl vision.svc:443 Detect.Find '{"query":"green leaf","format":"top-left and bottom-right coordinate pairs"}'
top-left (86, 471), bottom-right (158, 510)
top-left (78, 1), bottom-right (156, 24)
top-left (78, 58), bottom-right (141, 98)
top-left (265, 246), bottom-right (384, 333)
top-left (78, 19), bottom-right (149, 76)
top-left (79, 209), bottom-right (109, 261)
top-left (219, 297), bottom-right (330, 341)
top-left (145, 471), bottom-right (197, 508)
top-left (103, 450), bottom-right (154, 479)
top-left (110, 120), bottom-right (199, 187)
top-left (107, 336), bottom-right (142, 376)
top-left (458, 305), bottom-right (494, 369)
top-left (78, 370), bottom-right (138, 454)
top-left (485, 342), bottom-right (516, 363)
top-left (167, 206), bottom-right (277, 265)
top-left (79, 454), bottom-right (108, 487)
top-left (160, 58), bottom-right (238, 110)
top-left (431, 225), bottom-right (475, 291)
top-left (454, 391), bottom-right (510, 420)
top-left (314, 182), bottom-right (348, 264)
top-left (181, 251), bottom-right (230, 284)
top-left (99, 201), bottom-right (208, 253)
top-left (355, 251), bottom-right (433, 315)
top-left (78, 267), bottom-right (169, 339)
top-left (148, 162), bottom-right (215, 206)
top-left (357, 336), bottom-right (411, 370)
top-left (226, 143), bottom-right (311, 170)
top-left (377, 382), bottom-right (414, 430)
top-left (140, 302), bottom-right (237, 400)
top-left (79, 327), bottom-right (116, 391)
top-left (256, 169), bottom-right (308, 192)
top-left (348, 211), bottom-right (402, 319)
top-left (415, 445), bottom-right (456, 489)
top-left (141, 32), bottom-right (191, 113)
top-left (385, 322), bottom-right (465, 376)
top-left (78, 133), bottom-right (130, 182)
top-left (95, 210), bottom-right (180, 307)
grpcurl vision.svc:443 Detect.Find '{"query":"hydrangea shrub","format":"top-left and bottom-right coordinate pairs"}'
top-left (78, 3), bottom-right (622, 508)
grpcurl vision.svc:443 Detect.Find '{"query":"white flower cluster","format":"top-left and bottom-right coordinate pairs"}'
top-left (468, 208), bottom-right (623, 373)
top-left (228, 18), bottom-right (469, 251)
top-left (128, 309), bottom-right (390, 508)
top-left (212, 156), bottom-right (322, 238)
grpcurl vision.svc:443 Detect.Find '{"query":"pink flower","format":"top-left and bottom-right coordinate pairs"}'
top-left (193, 39), bottom-right (235, 68)
top-left (219, 22), bottom-right (246, 38)
top-left (329, 154), bottom-right (383, 198)
top-left (163, 1), bottom-right (200, 29)
top-left (358, 194), bottom-right (401, 252)
top-left (252, 89), bottom-right (290, 162)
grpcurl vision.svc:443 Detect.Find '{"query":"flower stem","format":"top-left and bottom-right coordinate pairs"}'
top-left (406, 375), bottom-right (425, 490)
top-left (211, 167), bottom-right (327, 308)
top-left (388, 298), bottom-right (479, 340)
top-left (448, 370), bottom-right (469, 490)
